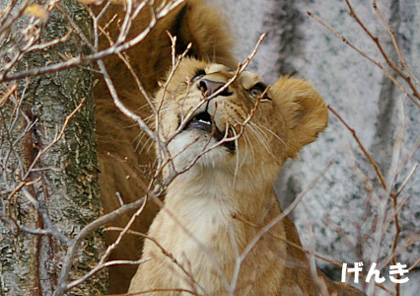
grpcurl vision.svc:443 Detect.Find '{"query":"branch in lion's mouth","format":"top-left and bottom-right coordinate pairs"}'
top-left (183, 112), bottom-right (236, 152)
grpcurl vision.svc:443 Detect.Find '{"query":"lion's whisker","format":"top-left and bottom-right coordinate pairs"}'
top-left (137, 136), bottom-right (155, 155)
top-left (258, 124), bottom-right (288, 148)
top-left (232, 128), bottom-right (240, 186)
top-left (242, 132), bottom-right (253, 168)
top-left (247, 123), bottom-right (276, 161)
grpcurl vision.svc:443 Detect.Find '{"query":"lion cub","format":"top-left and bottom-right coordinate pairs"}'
top-left (127, 59), bottom-right (364, 295)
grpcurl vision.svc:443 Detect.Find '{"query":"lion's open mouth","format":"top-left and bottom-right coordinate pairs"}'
top-left (183, 112), bottom-right (236, 152)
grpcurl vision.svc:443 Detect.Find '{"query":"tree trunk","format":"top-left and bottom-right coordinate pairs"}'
top-left (0, 0), bottom-right (106, 295)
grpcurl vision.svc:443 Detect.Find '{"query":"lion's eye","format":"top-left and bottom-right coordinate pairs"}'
top-left (250, 88), bottom-right (262, 98)
top-left (192, 69), bottom-right (206, 82)
top-left (249, 82), bottom-right (270, 100)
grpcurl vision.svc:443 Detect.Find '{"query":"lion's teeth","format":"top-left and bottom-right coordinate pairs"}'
top-left (198, 119), bottom-right (211, 125)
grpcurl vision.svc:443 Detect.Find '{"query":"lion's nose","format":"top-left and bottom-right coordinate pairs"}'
top-left (198, 79), bottom-right (232, 97)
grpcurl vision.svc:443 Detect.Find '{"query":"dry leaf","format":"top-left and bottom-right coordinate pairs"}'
top-left (24, 4), bottom-right (49, 23)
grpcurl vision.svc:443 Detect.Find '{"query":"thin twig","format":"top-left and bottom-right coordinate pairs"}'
top-left (371, 0), bottom-right (420, 99)
top-left (22, 98), bottom-right (86, 180)
top-left (52, 192), bottom-right (159, 296)
top-left (328, 105), bottom-right (388, 190)
top-left (230, 160), bottom-right (333, 292)
top-left (0, 1), bottom-right (186, 83)
top-left (307, 11), bottom-right (420, 109)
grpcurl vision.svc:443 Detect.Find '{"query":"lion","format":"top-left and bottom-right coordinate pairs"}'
top-left (95, 0), bottom-right (365, 294)
top-left (127, 61), bottom-right (365, 295)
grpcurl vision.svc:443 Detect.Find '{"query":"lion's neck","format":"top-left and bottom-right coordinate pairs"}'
top-left (158, 165), bottom-right (285, 294)
top-left (165, 165), bottom-right (277, 228)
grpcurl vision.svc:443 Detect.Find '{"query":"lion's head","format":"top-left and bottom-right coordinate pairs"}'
top-left (154, 58), bottom-right (328, 186)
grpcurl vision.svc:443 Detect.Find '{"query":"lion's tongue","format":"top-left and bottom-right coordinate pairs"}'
top-left (184, 112), bottom-right (235, 151)
top-left (187, 118), bottom-right (213, 134)
top-left (185, 112), bottom-right (220, 139)
top-left (186, 113), bottom-right (225, 141)
top-left (187, 119), bottom-right (226, 143)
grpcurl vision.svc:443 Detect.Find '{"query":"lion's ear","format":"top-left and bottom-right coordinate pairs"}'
top-left (270, 77), bottom-right (328, 158)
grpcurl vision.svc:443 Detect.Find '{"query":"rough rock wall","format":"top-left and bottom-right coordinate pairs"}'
top-left (210, 0), bottom-right (419, 295)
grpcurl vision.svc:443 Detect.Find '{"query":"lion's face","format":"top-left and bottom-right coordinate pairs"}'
top-left (154, 58), bottom-right (328, 182)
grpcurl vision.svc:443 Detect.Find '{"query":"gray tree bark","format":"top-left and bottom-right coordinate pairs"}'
top-left (0, 0), bottom-right (106, 295)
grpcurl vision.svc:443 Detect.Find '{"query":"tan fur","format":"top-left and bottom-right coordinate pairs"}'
top-left (95, 0), bottom-right (364, 294)
top-left (128, 60), bottom-right (364, 295)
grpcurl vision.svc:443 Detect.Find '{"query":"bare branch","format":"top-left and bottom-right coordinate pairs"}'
top-left (307, 11), bottom-right (420, 109)
top-left (328, 105), bottom-right (388, 190)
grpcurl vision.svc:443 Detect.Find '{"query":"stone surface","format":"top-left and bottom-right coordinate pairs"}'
top-left (210, 0), bottom-right (419, 294)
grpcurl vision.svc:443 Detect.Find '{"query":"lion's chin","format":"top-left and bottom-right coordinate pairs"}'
top-left (167, 129), bottom-right (234, 170)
